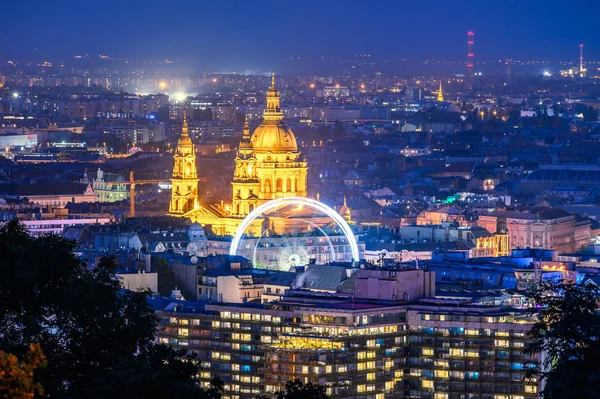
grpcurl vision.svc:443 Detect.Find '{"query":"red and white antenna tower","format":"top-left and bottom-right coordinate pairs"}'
top-left (506, 58), bottom-right (512, 83)
top-left (467, 31), bottom-right (474, 87)
top-left (580, 44), bottom-right (584, 72)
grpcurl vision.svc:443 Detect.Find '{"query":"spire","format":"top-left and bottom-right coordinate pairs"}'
top-left (264, 73), bottom-right (282, 122)
top-left (343, 196), bottom-right (347, 207)
top-left (437, 80), bottom-right (444, 102)
top-left (182, 112), bottom-right (189, 137)
top-left (239, 114), bottom-right (252, 151)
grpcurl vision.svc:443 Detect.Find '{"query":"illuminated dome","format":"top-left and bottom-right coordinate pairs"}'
top-left (250, 122), bottom-right (298, 153)
top-left (249, 73), bottom-right (299, 153)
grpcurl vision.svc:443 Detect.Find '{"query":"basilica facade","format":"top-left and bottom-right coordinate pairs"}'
top-left (169, 75), bottom-right (308, 236)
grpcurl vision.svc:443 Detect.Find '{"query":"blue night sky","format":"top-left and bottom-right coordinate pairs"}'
top-left (4, 0), bottom-right (600, 71)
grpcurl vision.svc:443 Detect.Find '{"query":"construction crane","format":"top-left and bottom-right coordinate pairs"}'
top-left (129, 171), bottom-right (161, 217)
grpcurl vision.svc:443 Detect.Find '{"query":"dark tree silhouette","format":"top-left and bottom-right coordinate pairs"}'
top-left (0, 220), bottom-right (222, 399)
top-left (525, 279), bottom-right (600, 398)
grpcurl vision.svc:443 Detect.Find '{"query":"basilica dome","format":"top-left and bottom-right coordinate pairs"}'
top-left (250, 121), bottom-right (298, 153)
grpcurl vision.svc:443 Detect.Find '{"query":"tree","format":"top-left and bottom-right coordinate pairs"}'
top-left (155, 256), bottom-right (177, 296)
top-left (0, 220), bottom-right (221, 398)
top-left (0, 343), bottom-right (47, 399)
top-left (524, 279), bottom-right (600, 398)
top-left (257, 379), bottom-right (330, 399)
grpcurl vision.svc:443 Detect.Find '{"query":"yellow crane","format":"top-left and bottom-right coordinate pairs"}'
top-left (129, 171), bottom-right (161, 217)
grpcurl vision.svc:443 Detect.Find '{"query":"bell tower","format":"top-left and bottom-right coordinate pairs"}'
top-left (231, 115), bottom-right (260, 217)
top-left (169, 113), bottom-right (199, 216)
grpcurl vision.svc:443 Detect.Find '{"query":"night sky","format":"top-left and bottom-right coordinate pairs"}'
top-left (4, 0), bottom-right (600, 72)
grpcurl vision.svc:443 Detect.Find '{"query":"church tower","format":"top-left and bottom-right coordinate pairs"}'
top-left (231, 74), bottom-right (308, 217)
top-left (437, 80), bottom-right (444, 102)
top-left (231, 115), bottom-right (260, 216)
top-left (169, 113), bottom-right (199, 216)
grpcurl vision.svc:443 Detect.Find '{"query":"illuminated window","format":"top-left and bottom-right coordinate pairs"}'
top-left (422, 380), bottom-right (433, 389)
top-left (357, 385), bottom-right (366, 393)
top-left (525, 386), bottom-right (537, 394)
top-left (435, 370), bottom-right (449, 379)
top-left (367, 372), bottom-right (376, 381)
top-left (450, 348), bottom-right (463, 357)
top-left (423, 348), bottom-right (434, 356)
top-left (434, 394), bottom-right (448, 399)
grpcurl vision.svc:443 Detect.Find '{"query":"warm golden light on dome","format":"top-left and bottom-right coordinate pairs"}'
top-left (250, 124), bottom-right (298, 153)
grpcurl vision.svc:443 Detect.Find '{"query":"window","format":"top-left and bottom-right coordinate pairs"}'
top-left (524, 385), bottom-right (537, 393)
top-left (435, 370), bottom-right (449, 378)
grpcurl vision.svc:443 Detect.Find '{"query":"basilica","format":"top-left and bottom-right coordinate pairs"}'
top-left (169, 75), bottom-right (309, 236)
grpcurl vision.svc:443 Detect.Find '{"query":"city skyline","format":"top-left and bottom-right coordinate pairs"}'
top-left (4, 0), bottom-right (600, 74)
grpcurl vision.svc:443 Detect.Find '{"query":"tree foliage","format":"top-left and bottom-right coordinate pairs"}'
top-left (525, 279), bottom-right (600, 398)
top-left (0, 220), bottom-right (221, 399)
top-left (0, 343), bottom-right (47, 399)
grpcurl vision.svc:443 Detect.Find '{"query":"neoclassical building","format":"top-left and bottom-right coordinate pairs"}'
top-left (169, 75), bottom-right (309, 236)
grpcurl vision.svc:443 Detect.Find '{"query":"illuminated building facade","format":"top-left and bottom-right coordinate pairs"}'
top-left (471, 234), bottom-right (511, 258)
top-left (169, 114), bottom-right (199, 216)
top-left (231, 76), bottom-right (308, 218)
top-left (156, 288), bottom-right (540, 399)
top-left (171, 75), bottom-right (308, 236)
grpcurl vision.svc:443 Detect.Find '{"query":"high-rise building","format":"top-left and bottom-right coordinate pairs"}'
top-left (154, 268), bottom-right (541, 399)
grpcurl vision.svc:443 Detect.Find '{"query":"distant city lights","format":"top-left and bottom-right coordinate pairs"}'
top-left (174, 92), bottom-right (187, 102)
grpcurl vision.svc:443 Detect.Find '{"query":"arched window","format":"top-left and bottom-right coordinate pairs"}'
top-left (286, 178), bottom-right (292, 192)
top-left (276, 178), bottom-right (282, 192)
top-left (249, 204), bottom-right (254, 212)
top-left (264, 179), bottom-right (271, 193)
top-left (236, 204), bottom-right (240, 215)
